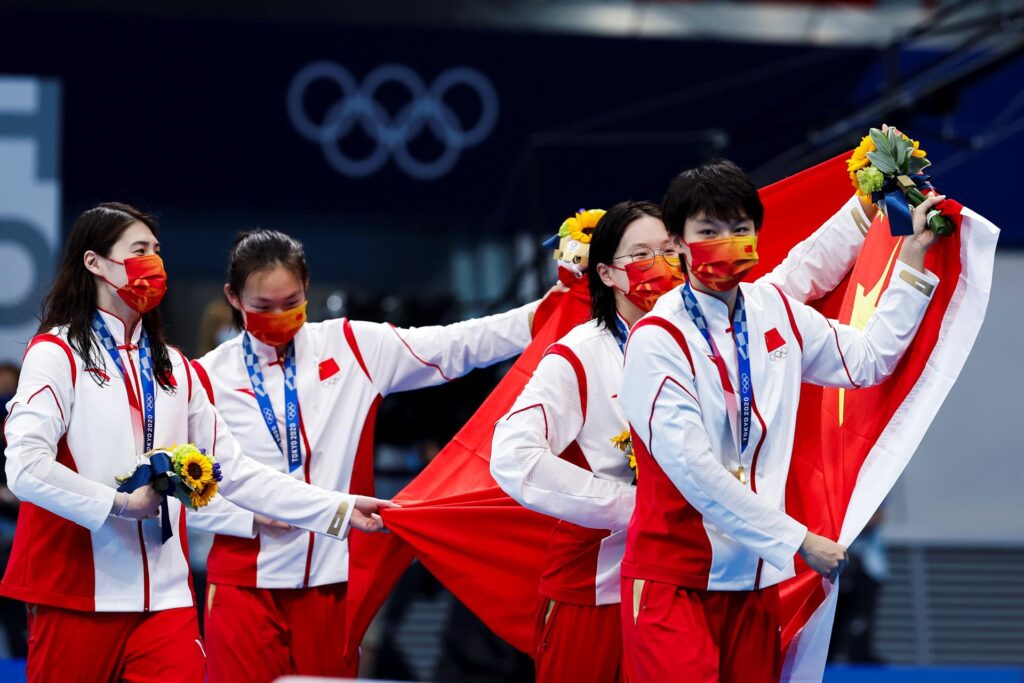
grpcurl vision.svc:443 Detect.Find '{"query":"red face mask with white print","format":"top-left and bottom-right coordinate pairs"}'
top-left (611, 256), bottom-right (687, 312)
top-left (684, 236), bottom-right (759, 291)
top-left (243, 301), bottom-right (308, 347)
top-left (100, 254), bottom-right (168, 313)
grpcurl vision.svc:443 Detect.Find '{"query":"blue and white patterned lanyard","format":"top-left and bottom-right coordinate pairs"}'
top-left (92, 311), bottom-right (156, 452)
top-left (241, 333), bottom-right (302, 472)
top-left (680, 283), bottom-right (754, 455)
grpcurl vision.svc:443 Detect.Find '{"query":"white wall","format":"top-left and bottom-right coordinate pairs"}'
top-left (884, 251), bottom-right (1024, 545)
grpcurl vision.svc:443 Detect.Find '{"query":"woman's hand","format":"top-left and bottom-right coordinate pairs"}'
top-left (798, 531), bottom-right (849, 584)
top-left (349, 496), bottom-right (400, 533)
top-left (530, 282), bottom-right (570, 331)
top-left (112, 485), bottom-right (162, 520)
top-left (898, 193), bottom-right (945, 270)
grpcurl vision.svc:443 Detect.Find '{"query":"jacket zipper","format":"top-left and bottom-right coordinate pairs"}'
top-left (749, 398), bottom-right (768, 591)
top-left (124, 328), bottom-right (151, 611)
top-left (275, 363), bottom-right (316, 589)
top-left (137, 522), bottom-right (151, 611)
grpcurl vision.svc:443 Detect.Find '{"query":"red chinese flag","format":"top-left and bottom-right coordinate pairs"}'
top-left (345, 273), bottom-right (591, 654)
top-left (779, 199), bottom-right (998, 681)
top-left (345, 153), bottom-right (998, 681)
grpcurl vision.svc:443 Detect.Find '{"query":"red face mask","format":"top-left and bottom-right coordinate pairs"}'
top-left (684, 236), bottom-right (759, 291)
top-left (612, 255), bottom-right (687, 312)
top-left (101, 254), bottom-right (168, 313)
top-left (243, 301), bottom-right (308, 347)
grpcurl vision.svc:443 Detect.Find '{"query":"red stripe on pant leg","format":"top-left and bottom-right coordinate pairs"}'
top-left (534, 601), bottom-right (623, 683)
top-left (283, 582), bottom-right (359, 677)
top-left (205, 585), bottom-right (291, 683)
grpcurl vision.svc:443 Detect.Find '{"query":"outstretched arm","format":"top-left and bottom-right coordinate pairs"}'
top-left (491, 349), bottom-right (635, 531)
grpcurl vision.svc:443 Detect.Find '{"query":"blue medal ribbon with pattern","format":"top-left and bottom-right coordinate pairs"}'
top-left (242, 333), bottom-right (303, 472)
top-left (93, 312), bottom-right (174, 542)
top-left (92, 312), bottom-right (156, 452)
top-left (680, 283), bottom-right (754, 455)
top-left (612, 314), bottom-right (629, 355)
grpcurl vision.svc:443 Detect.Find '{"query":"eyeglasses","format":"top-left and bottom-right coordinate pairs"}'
top-left (612, 247), bottom-right (681, 271)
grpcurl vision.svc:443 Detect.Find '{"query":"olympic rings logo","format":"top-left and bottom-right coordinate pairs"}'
top-left (287, 62), bottom-right (499, 181)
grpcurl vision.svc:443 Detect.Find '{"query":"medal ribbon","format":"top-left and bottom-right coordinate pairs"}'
top-left (242, 333), bottom-right (303, 472)
top-left (680, 283), bottom-right (754, 457)
top-left (94, 312), bottom-right (174, 542)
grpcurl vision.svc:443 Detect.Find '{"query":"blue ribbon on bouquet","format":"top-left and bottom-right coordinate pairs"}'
top-left (117, 451), bottom-right (175, 544)
top-left (871, 173), bottom-right (934, 237)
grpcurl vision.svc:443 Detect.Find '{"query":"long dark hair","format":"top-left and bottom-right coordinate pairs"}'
top-left (226, 229), bottom-right (310, 328)
top-left (588, 200), bottom-right (662, 333)
top-left (38, 203), bottom-right (174, 389)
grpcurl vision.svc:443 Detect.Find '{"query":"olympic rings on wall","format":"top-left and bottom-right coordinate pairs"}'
top-left (287, 62), bottom-right (499, 181)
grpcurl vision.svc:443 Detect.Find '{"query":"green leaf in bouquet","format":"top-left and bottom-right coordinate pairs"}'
top-left (908, 156), bottom-right (931, 175)
top-left (886, 126), bottom-right (903, 148)
top-left (869, 128), bottom-right (892, 156)
top-left (866, 151), bottom-right (898, 175)
top-left (894, 138), bottom-right (910, 171)
top-left (172, 480), bottom-right (197, 509)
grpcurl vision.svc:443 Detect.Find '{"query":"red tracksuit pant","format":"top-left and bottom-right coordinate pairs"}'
top-left (621, 577), bottom-right (782, 683)
top-left (26, 604), bottom-right (204, 683)
top-left (204, 581), bottom-right (357, 683)
top-left (535, 598), bottom-right (624, 683)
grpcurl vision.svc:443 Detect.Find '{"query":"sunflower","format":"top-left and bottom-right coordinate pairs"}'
top-left (189, 481), bottom-right (218, 509)
top-left (179, 451), bottom-right (214, 489)
top-left (910, 138), bottom-right (927, 158)
top-left (558, 208), bottom-right (606, 244)
top-left (846, 134), bottom-right (874, 173)
top-left (610, 431), bottom-right (632, 452)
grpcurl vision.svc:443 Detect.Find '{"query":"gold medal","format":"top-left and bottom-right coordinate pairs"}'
top-left (734, 466), bottom-right (747, 485)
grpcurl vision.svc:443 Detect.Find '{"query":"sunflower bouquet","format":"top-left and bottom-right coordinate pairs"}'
top-left (847, 127), bottom-right (954, 236)
top-left (116, 443), bottom-right (222, 511)
top-left (611, 430), bottom-right (637, 485)
top-left (166, 444), bottom-right (222, 509)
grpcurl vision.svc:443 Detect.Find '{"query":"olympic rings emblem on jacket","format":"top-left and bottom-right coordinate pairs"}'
top-left (287, 61), bottom-right (499, 181)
